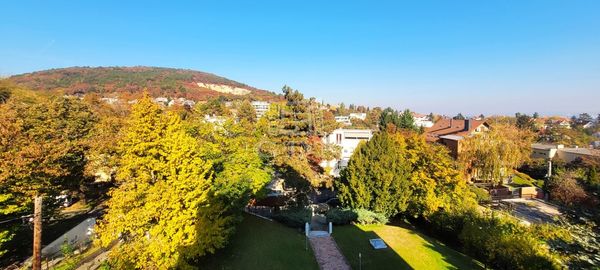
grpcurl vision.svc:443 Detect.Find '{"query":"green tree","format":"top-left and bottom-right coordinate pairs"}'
top-left (453, 113), bottom-right (466, 120)
top-left (379, 107), bottom-right (401, 130)
top-left (398, 109), bottom-right (416, 130)
top-left (515, 113), bottom-right (536, 131)
top-left (337, 132), bottom-right (412, 218)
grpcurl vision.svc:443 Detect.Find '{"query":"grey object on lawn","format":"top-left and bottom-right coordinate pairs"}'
top-left (369, 238), bottom-right (387, 249)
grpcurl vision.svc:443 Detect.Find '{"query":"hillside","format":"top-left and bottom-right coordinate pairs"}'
top-left (9, 66), bottom-right (281, 101)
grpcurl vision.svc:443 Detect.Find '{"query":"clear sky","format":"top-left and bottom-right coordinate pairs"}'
top-left (1, 1), bottom-right (599, 116)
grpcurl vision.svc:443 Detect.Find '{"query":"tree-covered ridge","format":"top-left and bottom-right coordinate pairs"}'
top-left (9, 66), bottom-right (281, 102)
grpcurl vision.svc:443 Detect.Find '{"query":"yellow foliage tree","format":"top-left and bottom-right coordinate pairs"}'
top-left (96, 96), bottom-right (216, 268)
top-left (459, 124), bottom-right (534, 185)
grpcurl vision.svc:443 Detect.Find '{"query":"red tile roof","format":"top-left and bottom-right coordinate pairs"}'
top-left (425, 118), bottom-right (489, 142)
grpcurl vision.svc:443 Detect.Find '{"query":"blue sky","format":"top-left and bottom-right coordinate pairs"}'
top-left (1, 1), bottom-right (599, 116)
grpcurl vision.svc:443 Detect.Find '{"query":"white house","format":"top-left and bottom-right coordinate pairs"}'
top-left (349, 113), bottom-right (367, 121)
top-left (319, 129), bottom-right (373, 176)
top-left (251, 101), bottom-right (270, 118)
top-left (203, 115), bottom-right (227, 125)
top-left (154, 97), bottom-right (169, 106)
top-left (334, 116), bottom-right (352, 126)
top-left (412, 112), bottom-right (434, 128)
top-left (100, 97), bottom-right (119, 105)
top-left (583, 121), bottom-right (596, 129)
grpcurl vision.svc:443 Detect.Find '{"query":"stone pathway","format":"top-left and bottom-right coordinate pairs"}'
top-left (309, 233), bottom-right (350, 270)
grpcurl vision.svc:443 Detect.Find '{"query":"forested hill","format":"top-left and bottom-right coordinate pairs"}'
top-left (9, 66), bottom-right (281, 101)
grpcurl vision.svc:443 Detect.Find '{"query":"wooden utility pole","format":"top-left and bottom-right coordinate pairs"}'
top-left (32, 195), bottom-right (42, 270)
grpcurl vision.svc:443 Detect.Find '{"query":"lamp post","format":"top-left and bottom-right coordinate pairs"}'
top-left (359, 252), bottom-right (362, 270)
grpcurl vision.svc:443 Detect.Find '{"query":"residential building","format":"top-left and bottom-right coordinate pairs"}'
top-left (100, 97), bottom-right (119, 104)
top-left (532, 144), bottom-right (600, 163)
top-left (320, 128), bottom-right (373, 176)
top-left (154, 97), bottom-right (169, 106)
top-left (334, 116), bottom-right (352, 126)
top-left (532, 143), bottom-right (600, 176)
top-left (412, 112), bottom-right (434, 128)
top-left (203, 115), bottom-right (227, 125)
top-left (349, 113), bottom-right (367, 121)
top-left (425, 118), bottom-right (490, 158)
top-left (251, 101), bottom-right (270, 118)
top-left (583, 121), bottom-right (596, 129)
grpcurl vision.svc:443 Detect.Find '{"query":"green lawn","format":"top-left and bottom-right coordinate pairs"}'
top-left (333, 223), bottom-right (483, 270)
top-left (195, 213), bottom-right (318, 270)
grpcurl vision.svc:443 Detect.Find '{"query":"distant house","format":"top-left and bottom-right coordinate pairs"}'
top-left (334, 116), bottom-right (352, 126)
top-left (251, 101), bottom-right (270, 118)
top-left (425, 118), bottom-right (490, 158)
top-left (203, 115), bottom-right (227, 125)
top-left (154, 97), bottom-right (169, 106)
top-left (583, 121), bottom-right (596, 129)
top-left (532, 143), bottom-right (600, 163)
top-left (532, 144), bottom-right (600, 176)
top-left (320, 128), bottom-right (373, 176)
top-left (100, 97), bottom-right (119, 105)
top-left (349, 113), bottom-right (367, 121)
top-left (545, 118), bottom-right (571, 129)
top-left (412, 112), bottom-right (434, 128)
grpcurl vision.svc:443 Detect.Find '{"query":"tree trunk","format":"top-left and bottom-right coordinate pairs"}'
top-left (32, 195), bottom-right (42, 270)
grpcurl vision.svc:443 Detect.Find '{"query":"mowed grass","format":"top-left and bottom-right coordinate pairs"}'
top-left (195, 213), bottom-right (318, 270)
top-left (333, 223), bottom-right (484, 270)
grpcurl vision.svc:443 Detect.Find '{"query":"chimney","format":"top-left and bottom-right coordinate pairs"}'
top-left (465, 119), bottom-right (471, 131)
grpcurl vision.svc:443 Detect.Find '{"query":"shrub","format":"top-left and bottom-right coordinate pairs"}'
top-left (469, 185), bottom-right (491, 203)
top-left (355, 208), bottom-right (388, 225)
top-left (428, 207), bottom-right (562, 270)
top-left (272, 208), bottom-right (311, 228)
top-left (326, 208), bottom-right (357, 225)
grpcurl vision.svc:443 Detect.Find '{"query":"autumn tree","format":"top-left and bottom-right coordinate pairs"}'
top-left (548, 171), bottom-right (589, 207)
top-left (97, 96), bottom-right (216, 268)
top-left (237, 100), bottom-right (256, 123)
top-left (337, 130), bottom-right (475, 219)
top-left (402, 133), bottom-right (475, 217)
top-left (459, 124), bottom-right (534, 185)
top-left (197, 97), bottom-right (230, 116)
top-left (0, 93), bottom-right (95, 263)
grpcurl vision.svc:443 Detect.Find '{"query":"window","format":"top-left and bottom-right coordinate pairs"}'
top-left (336, 134), bottom-right (342, 144)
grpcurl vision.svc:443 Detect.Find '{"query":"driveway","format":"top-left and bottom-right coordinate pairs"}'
top-left (500, 198), bottom-right (561, 224)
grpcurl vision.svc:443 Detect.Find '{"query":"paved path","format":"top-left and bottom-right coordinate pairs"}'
top-left (309, 233), bottom-right (350, 270)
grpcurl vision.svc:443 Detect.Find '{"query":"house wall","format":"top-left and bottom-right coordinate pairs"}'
top-left (531, 147), bottom-right (559, 160)
top-left (321, 129), bottom-right (373, 176)
top-left (440, 138), bottom-right (460, 158)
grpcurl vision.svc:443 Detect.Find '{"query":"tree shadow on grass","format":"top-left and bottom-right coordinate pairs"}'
top-left (333, 225), bottom-right (412, 270)
top-left (407, 230), bottom-right (484, 270)
top-left (386, 218), bottom-right (483, 270)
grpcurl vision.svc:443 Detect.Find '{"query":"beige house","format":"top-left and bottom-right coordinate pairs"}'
top-left (532, 144), bottom-right (600, 163)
